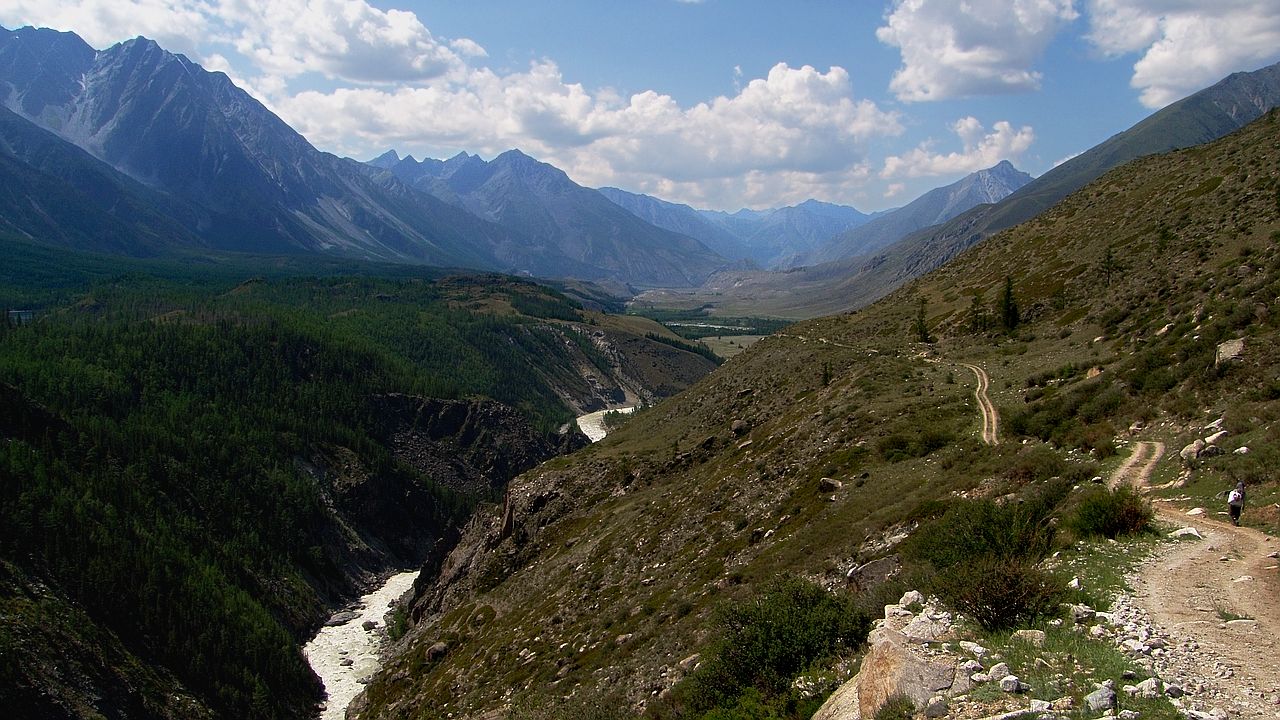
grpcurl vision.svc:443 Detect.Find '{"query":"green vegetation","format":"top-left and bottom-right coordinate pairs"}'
top-left (664, 577), bottom-right (870, 719)
top-left (0, 241), bottom-right (718, 717)
top-left (1067, 486), bottom-right (1155, 539)
top-left (645, 332), bottom-right (724, 365)
top-left (872, 694), bottom-right (915, 720)
top-left (629, 308), bottom-right (791, 340)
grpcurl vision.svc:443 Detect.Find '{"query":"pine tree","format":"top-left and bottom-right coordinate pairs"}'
top-left (968, 291), bottom-right (990, 334)
top-left (999, 276), bottom-right (1019, 333)
top-left (915, 297), bottom-right (932, 343)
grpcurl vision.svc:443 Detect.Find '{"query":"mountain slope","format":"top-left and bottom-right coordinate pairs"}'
top-left (634, 60), bottom-right (1280, 320)
top-left (379, 150), bottom-right (728, 287)
top-left (353, 110), bottom-right (1280, 720)
top-left (805, 161), bottom-right (1031, 264)
top-left (596, 186), bottom-right (750, 262)
top-left (0, 27), bottom-right (515, 266)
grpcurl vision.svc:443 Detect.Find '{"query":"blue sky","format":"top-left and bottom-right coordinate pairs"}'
top-left (3, 1), bottom-right (1279, 211)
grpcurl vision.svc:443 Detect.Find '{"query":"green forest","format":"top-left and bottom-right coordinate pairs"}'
top-left (0, 239), bottom-right (629, 717)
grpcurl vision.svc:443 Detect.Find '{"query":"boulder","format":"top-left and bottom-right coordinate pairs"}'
top-left (1011, 629), bottom-right (1046, 647)
top-left (1215, 338), bottom-right (1244, 367)
top-left (820, 477), bottom-right (844, 492)
top-left (1204, 430), bottom-right (1228, 445)
top-left (901, 612), bottom-right (951, 643)
top-left (1085, 680), bottom-right (1117, 712)
top-left (958, 641), bottom-right (987, 658)
top-left (1234, 446), bottom-right (1250, 455)
top-left (812, 628), bottom-right (958, 720)
top-left (1070, 604), bottom-right (1096, 623)
top-left (1180, 439), bottom-right (1206, 464)
top-left (1169, 527), bottom-right (1202, 539)
top-left (425, 641), bottom-right (449, 662)
top-left (847, 556), bottom-right (901, 593)
top-left (1132, 677), bottom-right (1162, 698)
top-left (899, 590), bottom-right (926, 607)
top-left (325, 610), bottom-right (360, 626)
top-left (999, 675), bottom-right (1022, 693)
top-left (1198, 444), bottom-right (1223, 458)
top-left (362, 620), bottom-right (378, 631)
top-left (1030, 699), bottom-right (1052, 712)
top-left (731, 419), bottom-right (750, 436)
top-left (923, 695), bottom-right (948, 718)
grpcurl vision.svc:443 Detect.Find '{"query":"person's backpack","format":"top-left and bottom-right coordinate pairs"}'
top-left (1228, 489), bottom-right (1243, 506)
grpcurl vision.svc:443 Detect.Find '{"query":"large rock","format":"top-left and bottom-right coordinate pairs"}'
top-left (812, 628), bottom-right (958, 720)
top-left (847, 556), bottom-right (901, 593)
top-left (1085, 680), bottom-right (1117, 712)
top-left (1180, 439), bottom-right (1206, 464)
top-left (1215, 338), bottom-right (1244, 366)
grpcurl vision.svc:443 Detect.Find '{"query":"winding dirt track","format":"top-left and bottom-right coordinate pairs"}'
top-left (961, 363), bottom-right (999, 445)
top-left (1113, 442), bottom-right (1280, 716)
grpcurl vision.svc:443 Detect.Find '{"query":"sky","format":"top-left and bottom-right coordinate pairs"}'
top-left (2, 1), bottom-right (1279, 212)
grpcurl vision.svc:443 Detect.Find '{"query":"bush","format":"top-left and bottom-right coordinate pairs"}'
top-left (933, 556), bottom-right (1065, 631)
top-left (903, 497), bottom-right (1057, 572)
top-left (873, 693), bottom-right (916, 720)
top-left (1068, 486), bottom-right (1153, 538)
top-left (675, 578), bottom-right (871, 714)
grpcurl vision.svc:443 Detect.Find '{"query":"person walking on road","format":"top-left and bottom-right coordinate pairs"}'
top-left (1227, 481), bottom-right (1246, 526)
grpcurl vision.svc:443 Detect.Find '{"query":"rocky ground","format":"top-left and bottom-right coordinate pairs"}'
top-left (1127, 504), bottom-right (1280, 719)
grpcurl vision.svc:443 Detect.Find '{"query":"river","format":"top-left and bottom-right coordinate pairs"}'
top-left (575, 405), bottom-right (635, 442)
top-left (303, 570), bottom-right (419, 720)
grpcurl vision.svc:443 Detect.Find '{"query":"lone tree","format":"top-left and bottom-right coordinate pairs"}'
top-left (915, 297), bottom-right (932, 343)
top-left (968, 291), bottom-right (991, 334)
top-left (999, 276), bottom-right (1019, 333)
top-left (1099, 246), bottom-right (1124, 288)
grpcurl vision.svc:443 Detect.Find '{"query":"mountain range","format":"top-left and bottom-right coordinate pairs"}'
top-left (633, 59), bottom-right (1280, 318)
top-left (0, 25), bottom-right (1042, 291)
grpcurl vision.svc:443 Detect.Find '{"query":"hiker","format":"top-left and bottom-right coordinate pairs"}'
top-left (1227, 481), bottom-right (1246, 526)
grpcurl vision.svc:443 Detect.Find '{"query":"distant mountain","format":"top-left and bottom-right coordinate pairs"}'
top-left (0, 26), bottom-right (517, 267)
top-left (803, 161), bottom-right (1031, 265)
top-left (633, 60), bottom-right (1280, 318)
top-left (596, 186), bottom-right (749, 262)
top-left (599, 189), bottom-right (870, 268)
top-left (377, 150), bottom-right (727, 287)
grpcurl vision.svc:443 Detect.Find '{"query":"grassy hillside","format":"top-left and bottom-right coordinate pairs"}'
top-left (357, 111), bottom-right (1280, 719)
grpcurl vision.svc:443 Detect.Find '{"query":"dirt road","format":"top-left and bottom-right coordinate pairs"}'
top-left (961, 363), bottom-right (999, 445)
top-left (1113, 443), bottom-right (1280, 716)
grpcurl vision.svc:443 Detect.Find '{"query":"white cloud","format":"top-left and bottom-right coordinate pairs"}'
top-left (1085, 1), bottom-right (1280, 108)
top-left (885, 182), bottom-right (907, 198)
top-left (278, 62), bottom-right (903, 208)
top-left (0, 0), bottom-right (214, 57)
top-left (882, 117), bottom-right (1034, 178)
top-left (877, 0), bottom-right (1079, 101)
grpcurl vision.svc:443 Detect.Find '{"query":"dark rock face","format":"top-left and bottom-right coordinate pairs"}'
top-left (367, 393), bottom-right (589, 497)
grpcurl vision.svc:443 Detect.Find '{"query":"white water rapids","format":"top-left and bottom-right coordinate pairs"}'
top-left (575, 405), bottom-right (635, 442)
top-left (303, 570), bottom-right (419, 720)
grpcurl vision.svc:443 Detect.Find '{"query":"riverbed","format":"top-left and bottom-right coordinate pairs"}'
top-left (303, 570), bottom-right (419, 720)
top-left (575, 406), bottom-right (635, 442)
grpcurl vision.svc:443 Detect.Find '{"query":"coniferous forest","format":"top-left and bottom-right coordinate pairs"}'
top-left (0, 237), bottom-right (706, 718)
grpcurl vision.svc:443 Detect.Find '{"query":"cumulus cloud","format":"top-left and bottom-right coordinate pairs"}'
top-left (278, 62), bottom-right (902, 208)
top-left (1085, 1), bottom-right (1280, 108)
top-left (877, 0), bottom-right (1079, 101)
top-left (882, 116), bottom-right (1034, 178)
top-left (0, 0), bottom-right (214, 57)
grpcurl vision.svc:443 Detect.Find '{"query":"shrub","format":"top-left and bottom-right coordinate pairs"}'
top-left (1068, 486), bottom-right (1154, 538)
top-left (873, 693), bottom-right (916, 720)
top-left (903, 497), bottom-right (1056, 572)
top-left (675, 578), bottom-right (871, 714)
top-left (933, 556), bottom-right (1065, 631)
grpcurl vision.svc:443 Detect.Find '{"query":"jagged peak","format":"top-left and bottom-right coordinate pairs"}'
top-left (367, 149), bottom-right (401, 169)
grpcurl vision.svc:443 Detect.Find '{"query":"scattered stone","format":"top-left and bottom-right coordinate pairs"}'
top-left (1233, 446), bottom-right (1250, 455)
top-left (1203, 430), bottom-right (1229, 445)
top-left (1204, 417), bottom-right (1225, 431)
top-left (361, 620), bottom-right (377, 631)
top-left (1198, 444), bottom-right (1223, 458)
top-left (1179, 439), bottom-right (1205, 463)
top-left (847, 556), bottom-right (902, 593)
top-left (1011, 629), bottom-right (1046, 648)
top-left (615, 633), bottom-right (633, 645)
top-left (1224, 618), bottom-right (1257, 630)
top-left (425, 641), bottom-right (449, 662)
top-left (899, 590), bottom-right (926, 607)
top-left (1086, 680), bottom-right (1117, 712)
top-left (959, 659), bottom-right (984, 674)
top-left (1071, 604), bottom-right (1097, 623)
top-left (1030, 699), bottom-right (1052, 713)
top-left (731, 419), bottom-right (750, 436)
top-left (678, 653), bottom-right (700, 671)
top-left (1186, 507), bottom-right (1206, 516)
top-left (1165, 684), bottom-right (1184, 698)
top-left (325, 610), bottom-right (360, 626)
top-left (924, 695), bottom-right (949, 718)
top-left (1133, 677), bottom-right (1163, 698)
top-left (987, 662), bottom-right (1011, 681)
top-left (902, 612), bottom-right (952, 642)
top-left (819, 477), bottom-right (843, 492)
top-left (959, 641), bottom-right (988, 658)
top-left (1119, 710), bottom-right (1141, 720)
top-left (1268, 551), bottom-right (1279, 559)
top-left (1215, 338), bottom-right (1244, 367)
top-left (1051, 696), bottom-right (1075, 711)
top-left (339, 658), bottom-right (354, 667)
top-left (1068, 576), bottom-right (1081, 590)
top-left (999, 675), bottom-right (1023, 693)
top-left (1169, 527), bottom-right (1203, 539)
